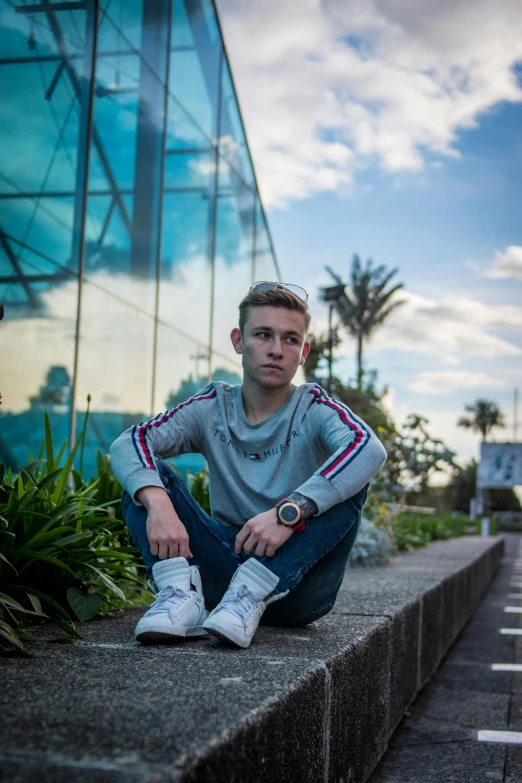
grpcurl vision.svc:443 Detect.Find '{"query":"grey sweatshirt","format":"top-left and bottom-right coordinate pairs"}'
top-left (110, 382), bottom-right (387, 528)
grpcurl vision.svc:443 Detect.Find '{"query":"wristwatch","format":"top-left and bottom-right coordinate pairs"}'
top-left (275, 498), bottom-right (306, 533)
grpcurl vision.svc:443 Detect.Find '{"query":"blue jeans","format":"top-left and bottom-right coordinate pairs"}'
top-left (122, 459), bottom-right (367, 627)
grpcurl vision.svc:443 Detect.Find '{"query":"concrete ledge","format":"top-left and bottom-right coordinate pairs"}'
top-left (0, 536), bottom-right (504, 783)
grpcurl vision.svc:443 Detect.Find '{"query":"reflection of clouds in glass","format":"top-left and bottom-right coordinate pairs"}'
top-left (216, 134), bottom-right (240, 157)
top-left (189, 157), bottom-right (217, 177)
top-left (2, 288), bottom-right (76, 413)
top-left (2, 254), bottom-right (248, 414)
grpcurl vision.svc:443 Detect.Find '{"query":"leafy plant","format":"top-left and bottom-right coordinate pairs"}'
top-left (0, 407), bottom-right (148, 657)
top-left (186, 469), bottom-right (211, 515)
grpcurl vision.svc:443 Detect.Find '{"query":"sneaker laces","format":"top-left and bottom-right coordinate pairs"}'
top-left (218, 584), bottom-right (261, 627)
top-left (145, 585), bottom-right (190, 618)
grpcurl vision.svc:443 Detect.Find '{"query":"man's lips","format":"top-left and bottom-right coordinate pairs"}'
top-left (263, 364), bottom-right (284, 371)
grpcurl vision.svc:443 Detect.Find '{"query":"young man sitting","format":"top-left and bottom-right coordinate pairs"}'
top-left (110, 282), bottom-right (387, 648)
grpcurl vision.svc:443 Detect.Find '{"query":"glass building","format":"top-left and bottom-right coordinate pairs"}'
top-left (0, 0), bottom-right (280, 478)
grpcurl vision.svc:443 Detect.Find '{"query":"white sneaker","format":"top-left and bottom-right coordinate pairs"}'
top-left (135, 557), bottom-right (208, 643)
top-left (202, 559), bottom-right (287, 648)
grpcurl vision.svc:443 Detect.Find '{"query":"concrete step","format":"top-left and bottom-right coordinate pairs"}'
top-left (0, 536), bottom-right (503, 783)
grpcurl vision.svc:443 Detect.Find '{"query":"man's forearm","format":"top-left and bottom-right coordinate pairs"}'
top-left (136, 485), bottom-right (169, 510)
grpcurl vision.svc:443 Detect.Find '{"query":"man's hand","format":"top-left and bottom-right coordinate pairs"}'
top-left (137, 486), bottom-right (193, 560)
top-left (235, 508), bottom-right (293, 558)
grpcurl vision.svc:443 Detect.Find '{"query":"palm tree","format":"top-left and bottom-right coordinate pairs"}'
top-left (324, 255), bottom-right (405, 389)
top-left (457, 399), bottom-right (505, 441)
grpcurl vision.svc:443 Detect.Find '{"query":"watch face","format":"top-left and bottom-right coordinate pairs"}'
top-left (280, 504), bottom-right (299, 524)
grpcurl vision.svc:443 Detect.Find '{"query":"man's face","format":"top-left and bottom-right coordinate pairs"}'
top-left (231, 306), bottom-right (310, 388)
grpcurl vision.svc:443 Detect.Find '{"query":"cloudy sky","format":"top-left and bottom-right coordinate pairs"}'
top-left (217, 0), bottom-right (522, 464)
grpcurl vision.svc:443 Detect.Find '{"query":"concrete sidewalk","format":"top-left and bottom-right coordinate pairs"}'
top-left (0, 536), bottom-right (503, 783)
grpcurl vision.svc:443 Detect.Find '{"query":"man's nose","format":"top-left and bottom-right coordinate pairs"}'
top-left (268, 339), bottom-right (283, 357)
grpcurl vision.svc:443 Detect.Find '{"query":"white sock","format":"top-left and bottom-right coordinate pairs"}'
top-left (152, 557), bottom-right (191, 592)
top-left (233, 558), bottom-right (279, 598)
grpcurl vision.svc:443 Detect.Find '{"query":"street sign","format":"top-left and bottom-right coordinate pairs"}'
top-left (478, 442), bottom-right (522, 489)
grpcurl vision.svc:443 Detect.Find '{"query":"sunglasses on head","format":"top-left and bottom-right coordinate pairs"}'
top-left (249, 281), bottom-right (308, 303)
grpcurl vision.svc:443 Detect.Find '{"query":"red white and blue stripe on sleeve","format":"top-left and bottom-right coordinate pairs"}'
top-left (308, 385), bottom-right (370, 479)
top-left (132, 387), bottom-right (216, 469)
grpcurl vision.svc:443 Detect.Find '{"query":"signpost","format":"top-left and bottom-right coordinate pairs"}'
top-left (475, 443), bottom-right (522, 535)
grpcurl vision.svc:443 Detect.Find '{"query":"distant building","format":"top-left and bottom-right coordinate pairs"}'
top-left (0, 0), bottom-right (279, 477)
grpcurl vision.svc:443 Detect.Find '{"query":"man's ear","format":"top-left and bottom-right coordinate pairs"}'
top-left (230, 327), bottom-right (243, 355)
top-left (300, 339), bottom-right (311, 366)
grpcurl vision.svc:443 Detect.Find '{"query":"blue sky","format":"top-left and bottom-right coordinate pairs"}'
top-left (218, 0), bottom-right (522, 465)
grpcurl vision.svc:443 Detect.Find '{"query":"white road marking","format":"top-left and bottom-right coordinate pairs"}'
top-left (507, 594), bottom-right (522, 599)
top-left (500, 628), bottom-right (522, 635)
top-left (504, 607), bottom-right (522, 613)
top-left (491, 664), bottom-right (522, 671)
top-left (76, 641), bottom-right (140, 649)
top-left (478, 730), bottom-right (522, 744)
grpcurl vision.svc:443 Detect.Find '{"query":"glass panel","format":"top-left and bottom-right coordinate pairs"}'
top-left (212, 159), bottom-right (255, 365)
top-left (159, 189), bottom-right (212, 347)
top-left (84, 0), bottom-right (156, 316)
top-left (167, 0), bottom-right (221, 150)
top-left (0, 1), bottom-right (86, 60)
top-left (0, 0), bottom-right (278, 475)
top-left (219, 58), bottom-right (254, 189)
top-left (212, 356), bottom-right (243, 387)
top-left (97, 0), bottom-right (143, 52)
top-left (154, 321), bottom-right (209, 479)
top-left (164, 150), bottom-right (214, 192)
top-left (0, 0), bottom-right (91, 467)
top-left (0, 275), bottom-right (78, 469)
top-left (74, 282), bottom-right (155, 480)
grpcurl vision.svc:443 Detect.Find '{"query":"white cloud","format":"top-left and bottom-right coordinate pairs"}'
top-left (369, 291), bottom-right (522, 361)
top-left (408, 370), bottom-right (506, 395)
top-left (483, 245), bottom-right (522, 281)
top-left (308, 289), bottom-right (522, 365)
top-left (217, 0), bottom-right (522, 207)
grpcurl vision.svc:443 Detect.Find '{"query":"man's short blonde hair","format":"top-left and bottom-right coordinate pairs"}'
top-left (238, 288), bottom-right (311, 334)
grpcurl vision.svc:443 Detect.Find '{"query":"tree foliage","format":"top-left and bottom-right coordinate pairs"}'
top-left (457, 399), bottom-right (505, 441)
top-left (324, 255), bottom-right (405, 389)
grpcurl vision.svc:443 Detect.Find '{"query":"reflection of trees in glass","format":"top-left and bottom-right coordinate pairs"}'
top-left (165, 367), bottom-right (242, 409)
top-left (457, 399), bottom-right (505, 441)
top-left (29, 366), bottom-right (71, 410)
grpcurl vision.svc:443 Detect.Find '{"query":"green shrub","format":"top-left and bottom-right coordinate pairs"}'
top-left (0, 410), bottom-right (148, 657)
top-left (386, 511), bottom-right (471, 553)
